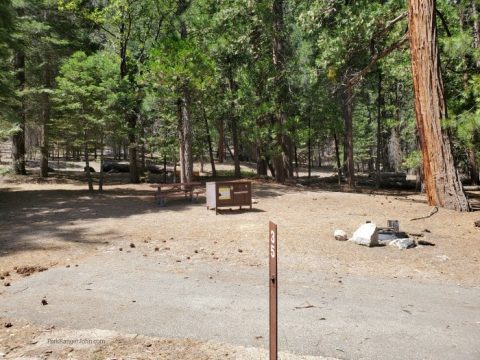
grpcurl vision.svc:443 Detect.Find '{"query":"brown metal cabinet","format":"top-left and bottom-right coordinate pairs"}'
top-left (206, 181), bottom-right (252, 214)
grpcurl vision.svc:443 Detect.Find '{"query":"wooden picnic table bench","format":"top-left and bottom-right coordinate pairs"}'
top-left (152, 182), bottom-right (203, 206)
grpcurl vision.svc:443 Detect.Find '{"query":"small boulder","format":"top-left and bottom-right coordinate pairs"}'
top-left (389, 238), bottom-right (416, 249)
top-left (350, 223), bottom-right (379, 247)
top-left (334, 230), bottom-right (348, 241)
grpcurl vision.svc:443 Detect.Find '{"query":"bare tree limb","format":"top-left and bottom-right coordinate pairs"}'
top-left (410, 207), bottom-right (439, 221)
top-left (347, 34), bottom-right (409, 87)
top-left (436, 9), bottom-right (452, 37)
top-left (373, 12), bottom-right (407, 40)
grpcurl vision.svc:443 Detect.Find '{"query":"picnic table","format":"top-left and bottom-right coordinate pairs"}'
top-left (153, 182), bottom-right (203, 206)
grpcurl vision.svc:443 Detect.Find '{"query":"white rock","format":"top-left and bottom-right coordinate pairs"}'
top-left (436, 255), bottom-right (449, 261)
top-left (389, 238), bottom-right (415, 249)
top-left (334, 230), bottom-right (348, 241)
top-left (350, 223), bottom-right (379, 247)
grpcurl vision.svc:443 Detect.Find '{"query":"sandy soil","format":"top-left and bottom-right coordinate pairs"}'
top-left (0, 317), bottom-right (335, 360)
top-left (1, 169), bottom-right (479, 359)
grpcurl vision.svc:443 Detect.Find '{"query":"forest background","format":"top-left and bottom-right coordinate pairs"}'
top-left (0, 0), bottom-right (479, 211)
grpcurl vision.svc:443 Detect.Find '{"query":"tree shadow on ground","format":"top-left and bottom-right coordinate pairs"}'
top-left (0, 187), bottom-right (168, 257)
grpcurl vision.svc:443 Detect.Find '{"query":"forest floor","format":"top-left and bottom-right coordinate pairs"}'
top-left (0, 163), bottom-right (479, 359)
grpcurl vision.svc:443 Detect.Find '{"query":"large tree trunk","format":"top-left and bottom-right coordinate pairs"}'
top-left (408, 0), bottom-right (470, 211)
top-left (271, 0), bottom-right (294, 183)
top-left (12, 51), bottom-right (26, 175)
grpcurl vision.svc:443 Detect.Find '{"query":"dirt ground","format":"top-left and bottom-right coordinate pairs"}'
top-left (1, 167), bottom-right (479, 359)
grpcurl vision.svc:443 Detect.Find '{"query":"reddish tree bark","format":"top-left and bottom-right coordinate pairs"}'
top-left (408, 0), bottom-right (470, 211)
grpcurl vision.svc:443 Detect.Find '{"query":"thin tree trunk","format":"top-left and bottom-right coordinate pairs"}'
top-left (294, 144), bottom-right (298, 178)
top-left (139, 119), bottom-right (146, 176)
top-left (176, 0), bottom-right (193, 184)
top-left (255, 116), bottom-right (268, 176)
top-left (231, 110), bottom-right (241, 178)
top-left (84, 137), bottom-right (93, 192)
top-left (267, 158), bottom-right (276, 178)
top-left (408, 0), bottom-right (469, 211)
top-left (173, 153), bottom-right (177, 183)
top-left (468, 148), bottom-right (479, 185)
top-left (40, 54), bottom-right (52, 178)
top-left (179, 91), bottom-right (193, 183)
top-left (272, 155), bottom-right (285, 182)
top-left (217, 118), bottom-right (225, 163)
top-left (307, 117), bottom-right (311, 179)
top-left (128, 113), bottom-right (139, 183)
top-left (98, 134), bottom-right (105, 192)
top-left (375, 71), bottom-right (383, 188)
top-left (163, 155), bottom-right (167, 183)
top-left (473, 2), bottom-right (480, 69)
top-left (178, 100), bottom-right (186, 183)
top-left (333, 130), bottom-right (342, 185)
top-left (225, 141), bottom-right (235, 161)
top-left (342, 84), bottom-right (355, 187)
top-left (12, 51), bottom-right (26, 175)
top-left (202, 106), bottom-right (216, 177)
top-left (227, 67), bottom-right (241, 178)
top-left (256, 144), bottom-right (268, 176)
top-left (119, 15), bottom-right (139, 184)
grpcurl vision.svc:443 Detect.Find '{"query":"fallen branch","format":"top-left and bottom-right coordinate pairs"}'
top-left (294, 301), bottom-right (316, 309)
top-left (410, 206), bottom-right (438, 221)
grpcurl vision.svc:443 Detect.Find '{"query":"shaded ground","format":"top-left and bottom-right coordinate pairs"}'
top-left (1, 171), bottom-right (479, 359)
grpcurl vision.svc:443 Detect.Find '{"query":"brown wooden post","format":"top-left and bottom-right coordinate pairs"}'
top-left (269, 221), bottom-right (278, 360)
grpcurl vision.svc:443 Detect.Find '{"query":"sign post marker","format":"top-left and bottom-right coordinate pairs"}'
top-left (269, 221), bottom-right (278, 360)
